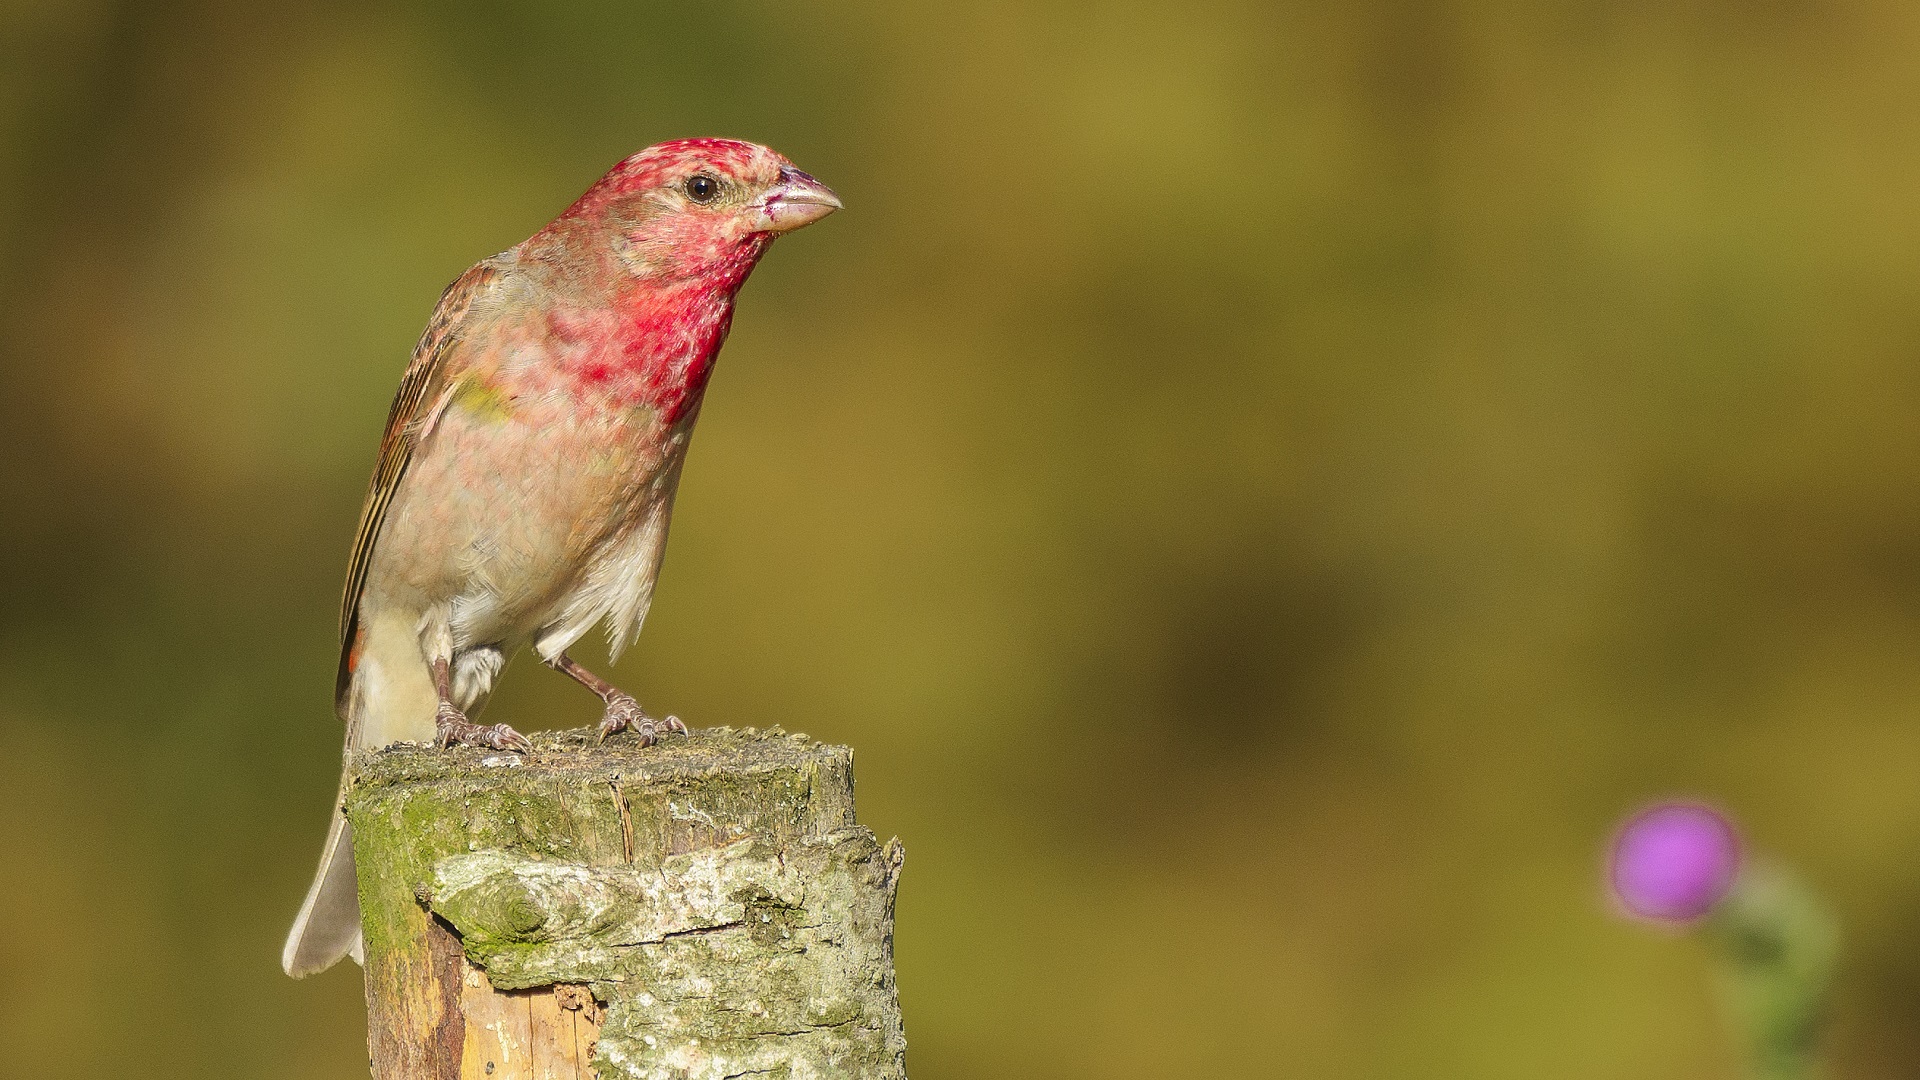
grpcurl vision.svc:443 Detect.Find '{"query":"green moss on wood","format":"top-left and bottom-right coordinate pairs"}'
top-left (346, 726), bottom-right (904, 1079)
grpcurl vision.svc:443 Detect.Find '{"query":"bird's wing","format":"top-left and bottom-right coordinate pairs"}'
top-left (334, 259), bottom-right (502, 715)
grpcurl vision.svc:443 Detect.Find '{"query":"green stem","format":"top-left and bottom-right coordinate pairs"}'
top-left (1704, 863), bottom-right (1839, 1080)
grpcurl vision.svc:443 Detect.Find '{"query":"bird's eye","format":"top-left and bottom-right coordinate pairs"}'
top-left (684, 174), bottom-right (719, 204)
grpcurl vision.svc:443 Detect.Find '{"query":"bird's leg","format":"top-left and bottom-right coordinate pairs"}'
top-left (431, 656), bottom-right (532, 753)
top-left (547, 652), bottom-right (686, 747)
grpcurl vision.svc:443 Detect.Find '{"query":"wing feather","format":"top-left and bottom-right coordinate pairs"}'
top-left (334, 260), bottom-right (501, 714)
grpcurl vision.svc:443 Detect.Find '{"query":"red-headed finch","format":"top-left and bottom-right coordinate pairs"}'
top-left (283, 139), bottom-right (840, 977)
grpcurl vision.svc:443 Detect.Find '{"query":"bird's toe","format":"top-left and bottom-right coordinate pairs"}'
top-left (595, 693), bottom-right (683, 749)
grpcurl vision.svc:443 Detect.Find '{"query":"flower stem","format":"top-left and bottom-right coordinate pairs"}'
top-left (1704, 862), bottom-right (1839, 1080)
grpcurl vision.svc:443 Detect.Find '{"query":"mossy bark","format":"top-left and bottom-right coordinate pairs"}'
top-left (345, 725), bottom-right (907, 1080)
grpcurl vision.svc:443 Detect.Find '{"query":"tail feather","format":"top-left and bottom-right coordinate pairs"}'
top-left (283, 607), bottom-right (441, 978)
top-left (282, 810), bottom-right (363, 977)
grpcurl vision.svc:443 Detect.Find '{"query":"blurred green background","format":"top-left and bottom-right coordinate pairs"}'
top-left (5, 1), bottom-right (1920, 1076)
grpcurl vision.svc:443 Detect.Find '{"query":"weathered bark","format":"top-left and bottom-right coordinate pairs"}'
top-left (346, 725), bottom-right (907, 1079)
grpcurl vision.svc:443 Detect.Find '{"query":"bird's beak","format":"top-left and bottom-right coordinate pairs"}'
top-left (752, 166), bottom-right (842, 233)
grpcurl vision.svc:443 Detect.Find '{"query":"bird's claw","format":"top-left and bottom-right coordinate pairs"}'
top-left (595, 693), bottom-right (684, 748)
top-left (475, 723), bottom-right (534, 754)
top-left (435, 701), bottom-right (532, 754)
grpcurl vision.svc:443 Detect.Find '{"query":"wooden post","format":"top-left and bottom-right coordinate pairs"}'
top-left (345, 725), bottom-right (908, 1079)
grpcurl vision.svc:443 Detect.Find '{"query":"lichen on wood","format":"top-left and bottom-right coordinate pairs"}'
top-left (346, 726), bottom-right (906, 1080)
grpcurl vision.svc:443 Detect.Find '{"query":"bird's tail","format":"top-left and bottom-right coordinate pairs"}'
top-left (281, 791), bottom-right (363, 977)
top-left (282, 608), bottom-right (440, 978)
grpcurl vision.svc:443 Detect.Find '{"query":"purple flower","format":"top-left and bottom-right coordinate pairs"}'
top-left (1609, 802), bottom-right (1742, 923)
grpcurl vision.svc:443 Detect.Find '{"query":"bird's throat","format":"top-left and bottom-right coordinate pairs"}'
top-left (553, 269), bottom-right (754, 424)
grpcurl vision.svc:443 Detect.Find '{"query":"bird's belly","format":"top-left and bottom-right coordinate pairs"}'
top-left (367, 399), bottom-right (671, 646)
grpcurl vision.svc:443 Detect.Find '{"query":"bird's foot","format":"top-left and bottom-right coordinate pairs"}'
top-left (595, 692), bottom-right (686, 748)
top-left (434, 700), bottom-right (532, 754)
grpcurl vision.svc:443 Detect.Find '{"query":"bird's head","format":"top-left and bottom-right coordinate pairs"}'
top-left (547, 138), bottom-right (841, 288)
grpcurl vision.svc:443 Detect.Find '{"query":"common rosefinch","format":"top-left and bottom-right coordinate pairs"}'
top-left (283, 139), bottom-right (840, 977)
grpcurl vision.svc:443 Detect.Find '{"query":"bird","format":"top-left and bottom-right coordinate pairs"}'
top-left (282, 138), bottom-right (841, 978)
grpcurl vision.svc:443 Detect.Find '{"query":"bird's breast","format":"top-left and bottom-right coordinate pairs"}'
top-left (374, 376), bottom-right (681, 638)
top-left (501, 285), bottom-right (736, 423)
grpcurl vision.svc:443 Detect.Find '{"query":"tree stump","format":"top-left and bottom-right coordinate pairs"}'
top-left (345, 725), bottom-right (908, 1080)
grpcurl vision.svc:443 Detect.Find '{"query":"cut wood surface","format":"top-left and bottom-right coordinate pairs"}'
top-left (346, 725), bottom-right (907, 1080)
